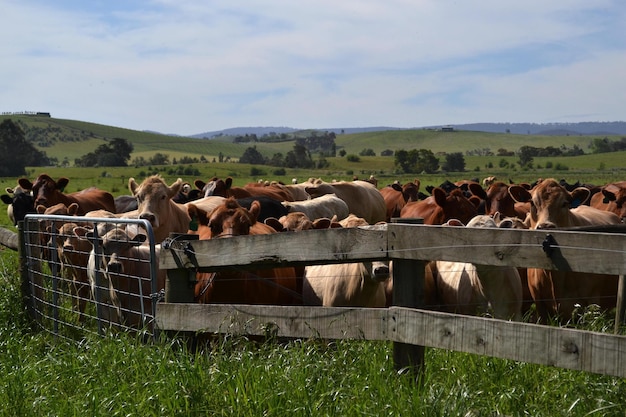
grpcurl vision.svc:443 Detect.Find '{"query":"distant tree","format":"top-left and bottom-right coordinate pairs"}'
top-left (394, 148), bottom-right (439, 174)
top-left (338, 149), bottom-right (347, 157)
top-left (149, 153), bottom-right (169, 165)
top-left (359, 148), bottom-right (376, 156)
top-left (442, 152), bottom-right (465, 172)
top-left (0, 119), bottom-right (50, 175)
top-left (268, 152), bottom-right (285, 167)
top-left (239, 146), bottom-right (267, 165)
top-left (284, 143), bottom-right (314, 168)
top-left (380, 149), bottom-right (394, 156)
top-left (346, 154), bottom-right (361, 162)
top-left (75, 137), bottom-right (133, 167)
top-left (517, 146), bottom-right (535, 167)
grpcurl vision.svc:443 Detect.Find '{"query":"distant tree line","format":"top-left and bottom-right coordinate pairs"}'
top-left (590, 137), bottom-right (626, 153)
top-left (239, 143), bottom-right (330, 169)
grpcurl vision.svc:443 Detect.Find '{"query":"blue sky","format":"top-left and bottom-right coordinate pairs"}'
top-left (3, 0), bottom-right (625, 135)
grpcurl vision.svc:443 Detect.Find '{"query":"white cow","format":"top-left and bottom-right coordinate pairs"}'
top-left (432, 215), bottom-right (523, 320)
top-left (281, 193), bottom-right (349, 221)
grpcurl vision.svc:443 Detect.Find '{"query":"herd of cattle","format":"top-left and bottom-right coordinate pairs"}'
top-left (1, 173), bottom-right (625, 330)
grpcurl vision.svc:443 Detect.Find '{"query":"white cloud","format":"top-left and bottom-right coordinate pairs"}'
top-left (2, 0), bottom-right (624, 134)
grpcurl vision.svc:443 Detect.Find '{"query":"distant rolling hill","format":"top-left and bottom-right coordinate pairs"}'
top-left (192, 121), bottom-right (626, 138)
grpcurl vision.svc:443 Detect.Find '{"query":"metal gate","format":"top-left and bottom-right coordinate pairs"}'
top-left (20, 214), bottom-right (159, 340)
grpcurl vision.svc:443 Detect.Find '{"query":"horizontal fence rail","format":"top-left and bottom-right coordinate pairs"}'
top-left (157, 223), bottom-right (626, 378)
top-left (21, 214), bottom-right (159, 340)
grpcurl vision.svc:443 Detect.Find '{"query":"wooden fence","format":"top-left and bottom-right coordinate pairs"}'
top-left (156, 222), bottom-right (626, 379)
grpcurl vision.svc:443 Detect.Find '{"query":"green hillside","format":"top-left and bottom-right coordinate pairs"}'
top-left (4, 114), bottom-right (618, 164)
top-left (2, 114), bottom-right (625, 194)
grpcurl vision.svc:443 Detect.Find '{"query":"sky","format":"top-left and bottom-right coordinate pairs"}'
top-left (3, 1), bottom-right (625, 136)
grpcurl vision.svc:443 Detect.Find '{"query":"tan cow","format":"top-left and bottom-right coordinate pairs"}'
top-left (302, 215), bottom-right (390, 307)
top-left (129, 176), bottom-right (191, 243)
top-left (304, 180), bottom-right (387, 224)
top-left (509, 178), bottom-right (621, 322)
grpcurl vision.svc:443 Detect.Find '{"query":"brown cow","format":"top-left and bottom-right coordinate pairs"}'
top-left (508, 178), bottom-right (621, 322)
top-left (18, 174), bottom-right (116, 215)
top-left (589, 181), bottom-right (626, 222)
top-left (473, 181), bottom-right (530, 220)
top-left (195, 177), bottom-right (294, 201)
top-left (379, 180), bottom-right (421, 222)
top-left (400, 187), bottom-right (478, 225)
top-left (129, 176), bottom-right (191, 243)
top-left (192, 198), bottom-right (300, 305)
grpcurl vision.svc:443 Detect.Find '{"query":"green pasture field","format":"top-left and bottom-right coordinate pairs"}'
top-left (0, 247), bottom-right (624, 416)
top-left (1, 117), bottom-right (626, 414)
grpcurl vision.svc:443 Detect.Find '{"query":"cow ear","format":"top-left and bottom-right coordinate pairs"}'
top-left (18, 178), bottom-right (33, 190)
top-left (1, 195), bottom-right (12, 204)
top-left (264, 217), bottom-right (284, 232)
top-left (168, 178), bottom-right (184, 198)
top-left (73, 226), bottom-right (91, 240)
top-left (225, 177), bottom-right (233, 189)
top-left (433, 187), bottom-right (447, 207)
top-left (444, 219), bottom-right (464, 227)
top-left (312, 218), bottom-right (332, 229)
top-left (36, 205), bottom-right (47, 214)
top-left (602, 189), bottom-right (616, 204)
top-left (56, 178), bottom-right (69, 192)
top-left (68, 203), bottom-right (80, 216)
top-left (194, 179), bottom-right (206, 191)
top-left (468, 182), bottom-right (487, 199)
top-left (391, 183), bottom-right (402, 192)
top-left (132, 234), bottom-right (147, 245)
top-left (248, 200), bottom-right (261, 222)
top-left (128, 178), bottom-right (139, 194)
top-left (508, 185), bottom-right (532, 203)
top-left (570, 187), bottom-right (591, 207)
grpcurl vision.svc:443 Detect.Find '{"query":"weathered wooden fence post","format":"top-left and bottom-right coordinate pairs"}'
top-left (162, 234), bottom-right (199, 304)
top-left (390, 218), bottom-right (425, 382)
top-left (616, 275), bottom-right (626, 334)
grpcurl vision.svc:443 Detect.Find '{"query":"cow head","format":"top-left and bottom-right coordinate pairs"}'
top-left (129, 176), bottom-right (183, 229)
top-left (207, 198), bottom-right (260, 238)
top-left (196, 177), bottom-right (233, 198)
top-left (1, 186), bottom-right (35, 226)
top-left (508, 178), bottom-right (590, 229)
top-left (19, 174), bottom-right (69, 208)
top-left (76, 226), bottom-right (147, 275)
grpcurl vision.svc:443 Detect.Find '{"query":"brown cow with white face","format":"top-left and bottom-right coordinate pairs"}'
top-left (589, 181), bottom-right (626, 223)
top-left (508, 178), bottom-right (621, 322)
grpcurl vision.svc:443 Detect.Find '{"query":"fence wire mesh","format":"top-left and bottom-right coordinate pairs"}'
top-left (21, 214), bottom-right (159, 341)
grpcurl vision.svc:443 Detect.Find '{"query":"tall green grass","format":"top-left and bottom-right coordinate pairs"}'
top-left (0, 247), bottom-right (625, 416)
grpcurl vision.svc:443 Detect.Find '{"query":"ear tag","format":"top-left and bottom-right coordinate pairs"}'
top-left (570, 198), bottom-right (581, 209)
top-left (603, 197), bottom-right (610, 204)
top-left (189, 218), bottom-right (198, 232)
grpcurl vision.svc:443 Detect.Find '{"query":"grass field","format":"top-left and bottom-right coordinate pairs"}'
top-left (0, 246), bottom-right (624, 416)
